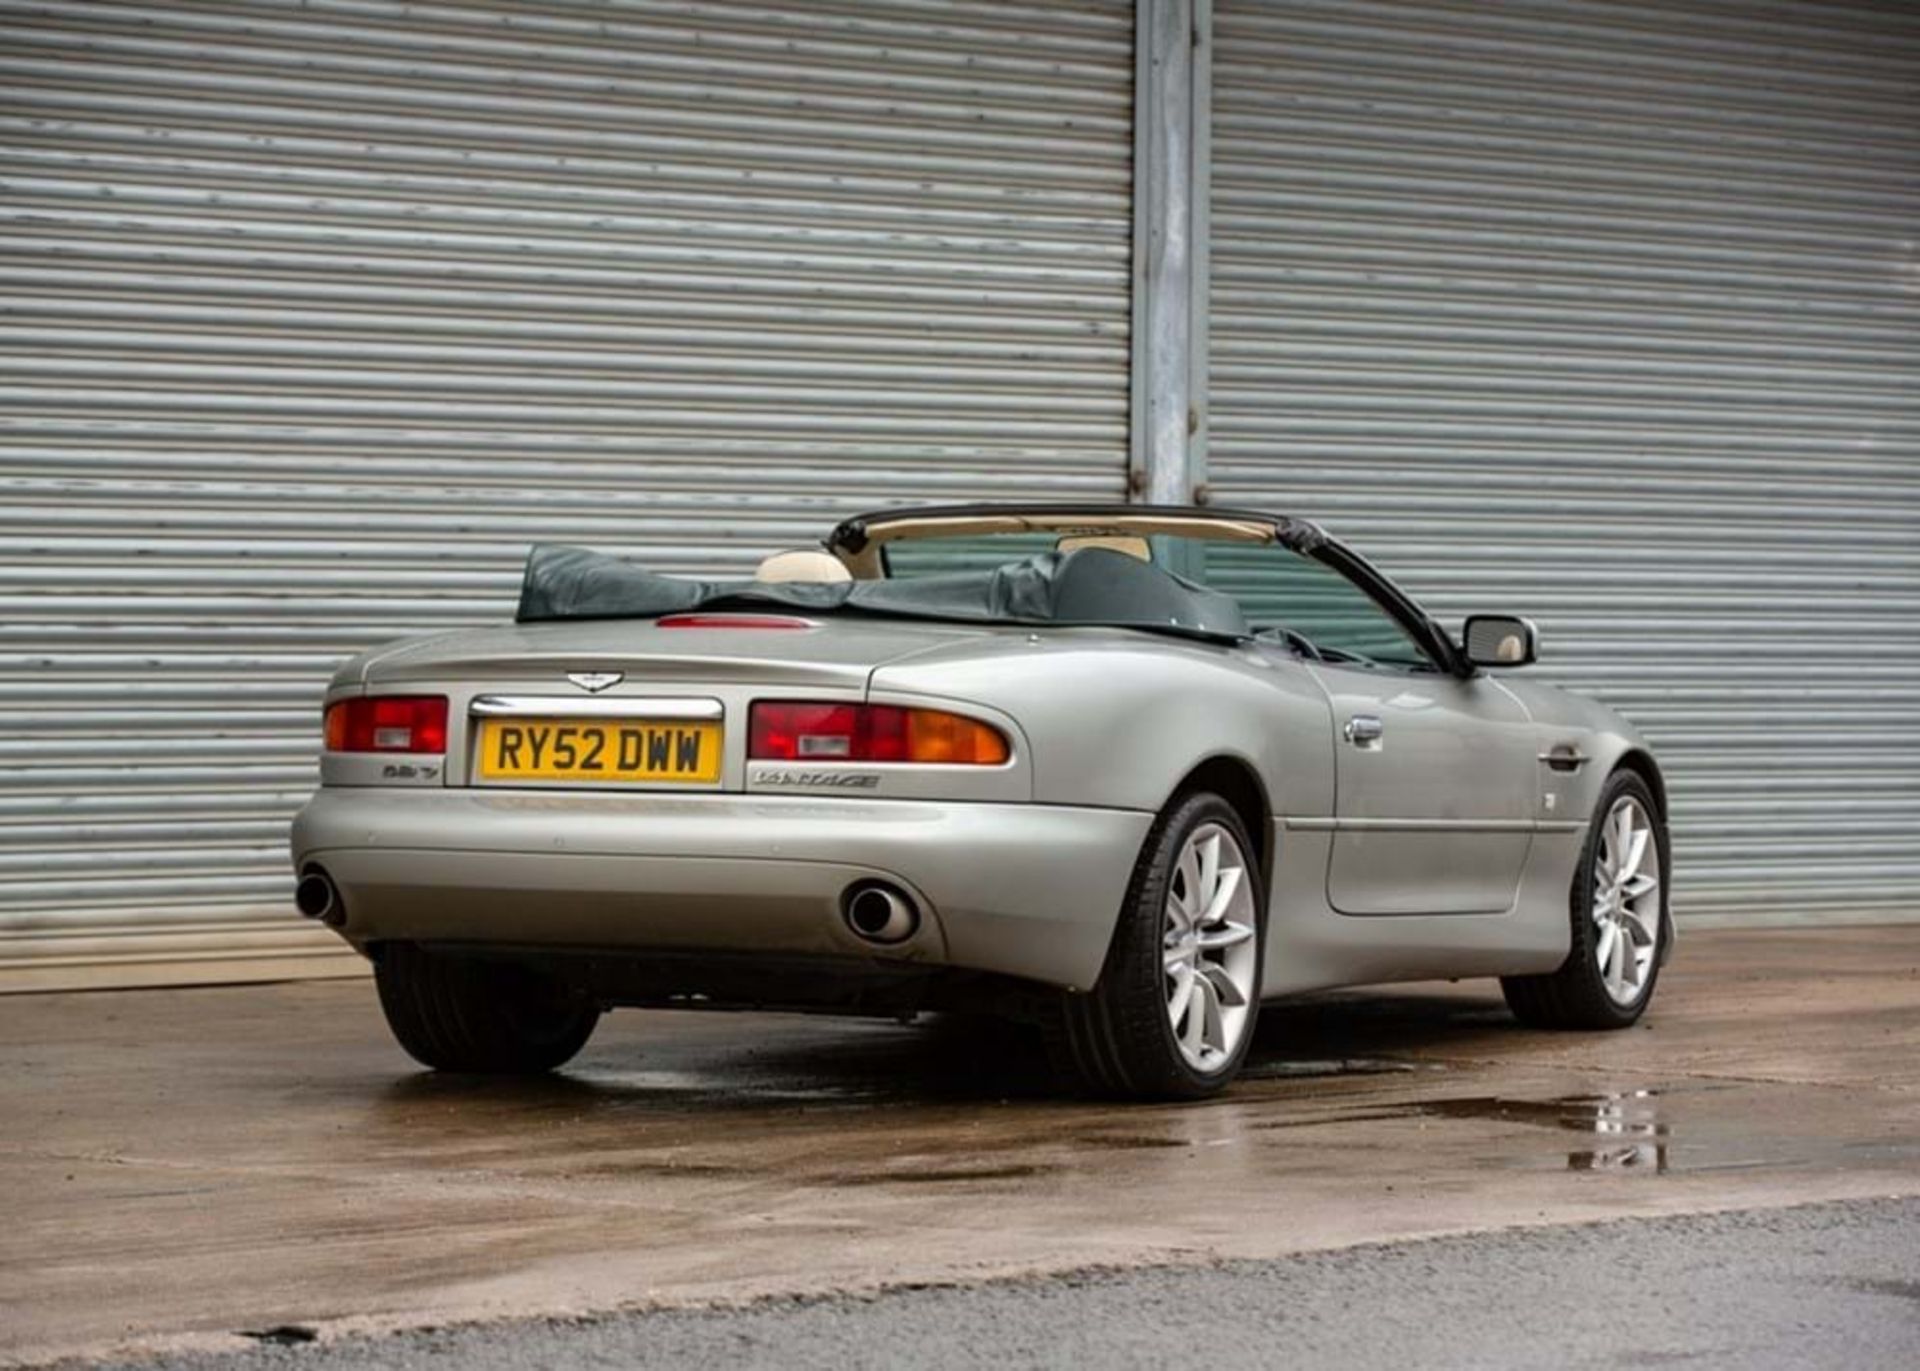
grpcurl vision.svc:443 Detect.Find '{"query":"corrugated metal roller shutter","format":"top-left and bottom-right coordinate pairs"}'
top-left (1210, 0), bottom-right (1920, 922)
top-left (0, 0), bottom-right (1135, 986)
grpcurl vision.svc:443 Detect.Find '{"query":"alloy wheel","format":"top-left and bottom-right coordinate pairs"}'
top-left (1593, 796), bottom-right (1662, 1006)
top-left (1163, 822), bottom-right (1259, 1072)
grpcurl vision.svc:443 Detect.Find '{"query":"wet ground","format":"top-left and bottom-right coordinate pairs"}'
top-left (4, 926), bottom-right (1919, 1366)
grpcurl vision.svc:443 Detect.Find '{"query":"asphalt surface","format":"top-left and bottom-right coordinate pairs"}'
top-left (95, 1198), bottom-right (1920, 1371)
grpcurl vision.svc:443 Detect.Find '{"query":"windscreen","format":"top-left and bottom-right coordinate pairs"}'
top-left (882, 532), bottom-right (1436, 669)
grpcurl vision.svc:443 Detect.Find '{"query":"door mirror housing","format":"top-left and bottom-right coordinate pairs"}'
top-left (1462, 615), bottom-right (1539, 668)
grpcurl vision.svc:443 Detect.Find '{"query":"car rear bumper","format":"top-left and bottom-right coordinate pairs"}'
top-left (291, 788), bottom-right (1152, 991)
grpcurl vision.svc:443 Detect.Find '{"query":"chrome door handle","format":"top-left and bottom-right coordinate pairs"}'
top-left (1344, 714), bottom-right (1384, 746)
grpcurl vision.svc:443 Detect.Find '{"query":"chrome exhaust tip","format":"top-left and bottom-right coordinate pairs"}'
top-left (295, 869), bottom-right (343, 927)
top-left (843, 882), bottom-right (920, 945)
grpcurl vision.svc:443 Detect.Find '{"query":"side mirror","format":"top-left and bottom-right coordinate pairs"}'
top-left (1462, 614), bottom-right (1539, 668)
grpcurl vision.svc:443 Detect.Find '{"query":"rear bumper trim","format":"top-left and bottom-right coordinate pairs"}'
top-left (292, 788), bottom-right (1151, 991)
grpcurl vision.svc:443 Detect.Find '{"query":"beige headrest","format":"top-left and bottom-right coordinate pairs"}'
top-left (754, 549), bottom-right (852, 584)
top-left (1056, 534), bottom-right (1152, 562)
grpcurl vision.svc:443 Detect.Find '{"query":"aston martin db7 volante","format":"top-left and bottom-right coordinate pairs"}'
top-left (292, 504), bottom-right (1670, 1098)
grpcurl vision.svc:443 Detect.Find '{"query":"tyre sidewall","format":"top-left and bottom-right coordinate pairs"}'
top-left (1566, 771), bottom-right (1669, 1025)
top-left (1129, 793), bottom-right (1267, 1096)
top-left (375, 943), bottom-right (599, 1073)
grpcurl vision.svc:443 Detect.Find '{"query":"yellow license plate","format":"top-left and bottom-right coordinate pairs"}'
top-left (476, 718), bottom-right (722, 785)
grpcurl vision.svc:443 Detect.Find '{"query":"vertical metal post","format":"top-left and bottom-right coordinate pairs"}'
top-left (1130, 0), bottom-right (1209, 506)
top-left (1187, 1), bottom-right (1211, 503)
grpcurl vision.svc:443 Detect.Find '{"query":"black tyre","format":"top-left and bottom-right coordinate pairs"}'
top-left (1502, 770), bottom-right (1669, 1030)
top-left (374, 942), bottom-right (601, 1073)
top-left (1048, 791), bottom-right (1265, 1099)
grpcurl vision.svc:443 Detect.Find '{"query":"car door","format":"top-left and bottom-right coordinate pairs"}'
top-left (1308, 663), bottom-right (1536, 914)
top-left (1201, 535), bottom-right (1538, 916)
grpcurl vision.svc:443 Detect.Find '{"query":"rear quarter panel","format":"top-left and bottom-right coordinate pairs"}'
top-left (870, 632), bottom-right (1336, 822)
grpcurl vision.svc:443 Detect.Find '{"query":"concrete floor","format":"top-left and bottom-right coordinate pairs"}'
top-left (4, 926), bottom-right (1919, 1367)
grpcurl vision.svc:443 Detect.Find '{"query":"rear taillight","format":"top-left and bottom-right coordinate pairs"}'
top-left (749, 701), bottom-right (1009, 765)
top-left (323, 695), bottom-right (448, 754)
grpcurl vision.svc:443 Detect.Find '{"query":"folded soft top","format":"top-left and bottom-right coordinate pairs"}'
top-left (516, 543), bottom-right (1249, 640)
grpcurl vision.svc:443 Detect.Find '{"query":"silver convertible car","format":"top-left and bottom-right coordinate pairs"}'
top-left (291, 504), bottom-right (1670, 1099)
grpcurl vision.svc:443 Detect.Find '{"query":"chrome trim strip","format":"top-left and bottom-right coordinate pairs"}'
top-left (1282, 816), bottom-right (1580, 834)
top-left (469, 695), bottom-right (724, 720)
top-left (1336, 818), bottom-right (1538, 833)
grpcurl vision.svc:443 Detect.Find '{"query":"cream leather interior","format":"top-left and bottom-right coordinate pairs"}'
top-left (754, 549), bottom-right (853, 584)
top-left (1055, 534), bottom-right (1153, 562)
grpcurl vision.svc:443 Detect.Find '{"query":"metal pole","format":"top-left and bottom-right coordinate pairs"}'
top-left (1130, 0), bottom-right (1208, 506)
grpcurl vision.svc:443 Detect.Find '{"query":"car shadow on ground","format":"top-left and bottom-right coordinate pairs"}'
top-left (366, 986), bottom-right (1522, 1121)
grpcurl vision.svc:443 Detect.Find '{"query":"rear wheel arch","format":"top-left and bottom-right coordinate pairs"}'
top-left (1049, 788), bottom-right (1266, 1098)
top-left (1165, 755), bottom-right (1273, 891)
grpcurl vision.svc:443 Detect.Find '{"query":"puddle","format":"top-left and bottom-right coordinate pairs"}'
top-left (1074, 1133), bottom-right (1191, 1151)
top-left (832, 1163), bottom-right (1053, 1186)
top-left (1567, 1144), bottom-right (1666, 1173)
top-left (1251, 1107), bottom-right (1421, 1131)
top-left (573, 1158), bottom-right (746, 1179)
top-left (240, 1325), bottom-right (318, 1346)
top-left (1250, 1089), bottom-right (1674, 1173)
top-left (1240, 1057), bottom-right (1429, 1081)
top-left (1415, 1090), bottom-right (1670, 1173)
